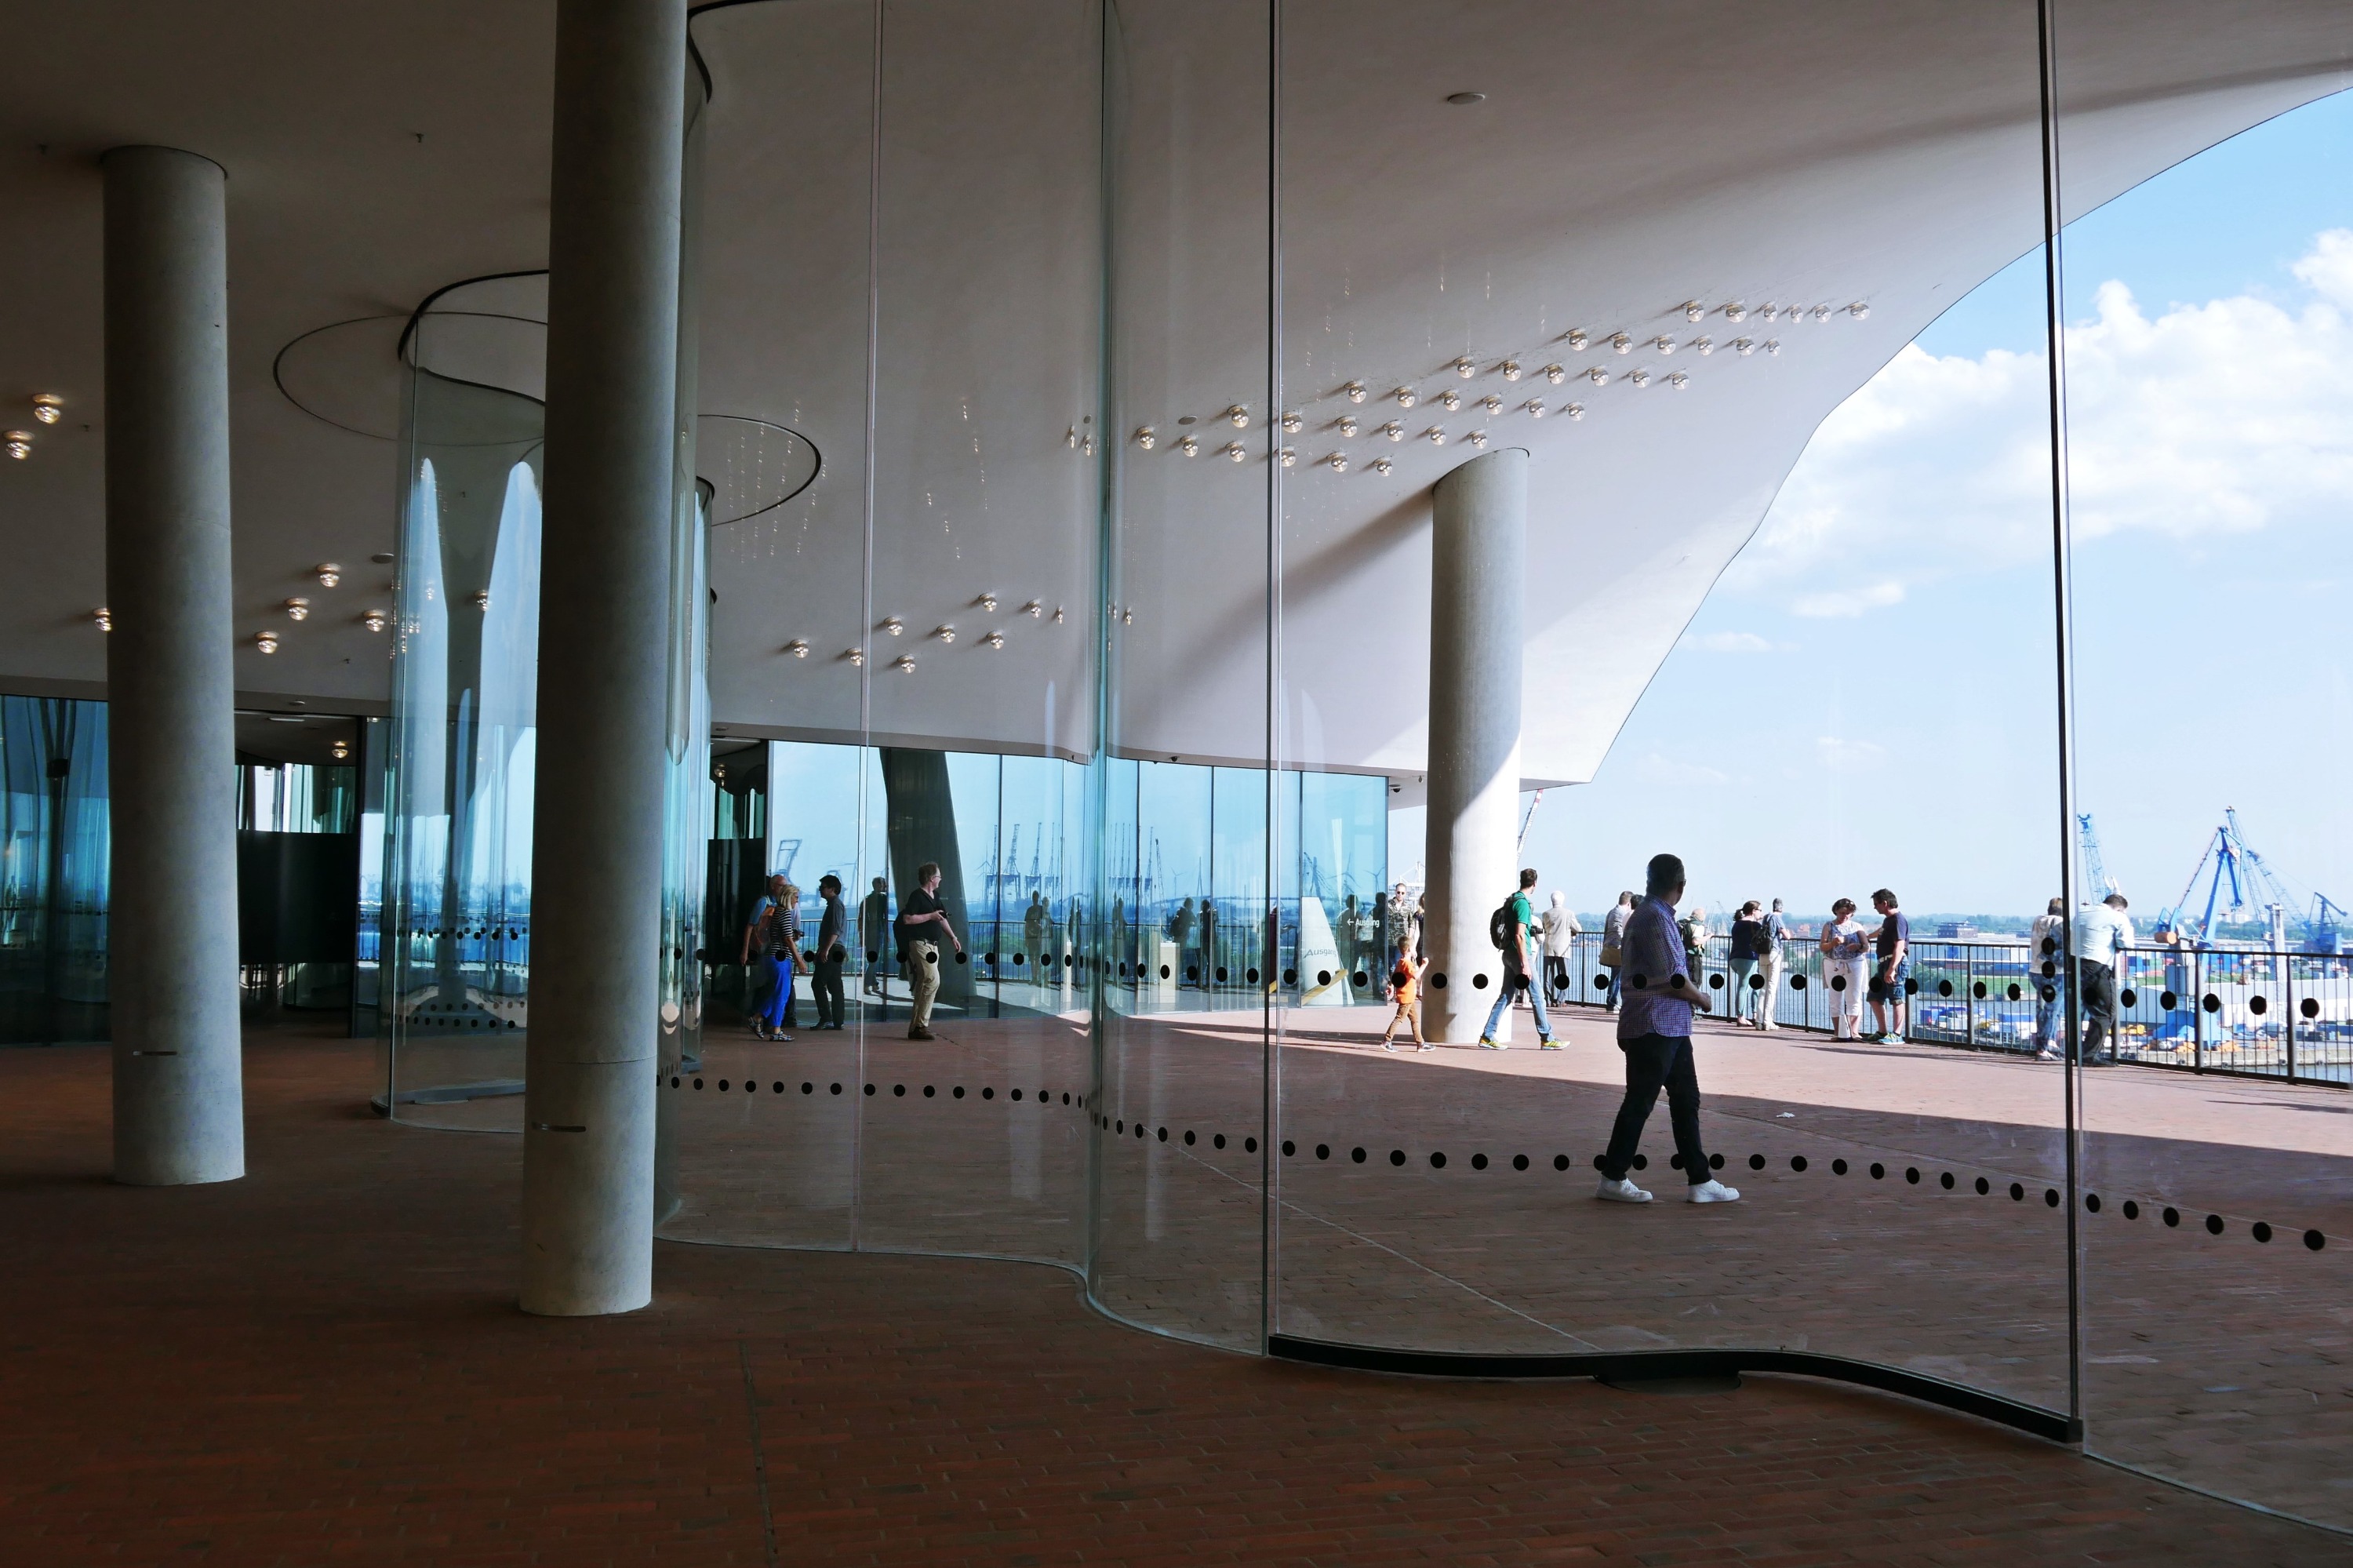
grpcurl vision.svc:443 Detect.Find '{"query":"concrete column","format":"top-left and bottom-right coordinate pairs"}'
top-left (520, 0), bottom-right (687, 1316)
top-left (1421, 447), bottom-right (1527, 1043)
top-left (103, 146), bottom-right (243, 1185)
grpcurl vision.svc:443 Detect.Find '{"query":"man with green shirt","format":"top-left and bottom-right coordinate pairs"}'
top-left (1480, 867), bottom-right (1558, 1050)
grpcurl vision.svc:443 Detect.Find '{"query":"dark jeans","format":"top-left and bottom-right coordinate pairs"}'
top-left (813, 958), bottom-right (845, 1027)
top-left (1601, 1032), bottom-right (1712, 1186)
top-left (2073, 956), bottom-right (2118, 1060)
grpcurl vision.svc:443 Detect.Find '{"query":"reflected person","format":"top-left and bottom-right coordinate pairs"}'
top-left (2073, 891), bottom-right (2133, 1065)
top-left (1596, 853), bottom-right (1740, 1205)
top-left (812, 873), bottom-right (848, 1031)
top-left (895, 860), bottom-right (962, 1042)
top-left (1601, 890), bottom-right (1636, 1013)
top-left (860, 876), bottom-right (892, 998)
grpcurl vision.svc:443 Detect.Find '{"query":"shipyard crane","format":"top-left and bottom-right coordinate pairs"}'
top-left (2162, 809), bottom-right (2346, 951)
top-left (2077, 813), bottom-right (2119, 900)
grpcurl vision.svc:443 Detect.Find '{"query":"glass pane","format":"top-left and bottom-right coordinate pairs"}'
top-left (0, 696), bottom-right (110, 1044)
top-left (1270, 0), bottom-right (2071, 1403)
top-left (2053, 22), bottom-right (2353, 1520)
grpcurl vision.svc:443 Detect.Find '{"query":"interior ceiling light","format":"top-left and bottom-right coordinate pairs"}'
top-left (1759, 303), bottom-right (1780, 320)
top-left (1467, 430), bottom-right (1489, 448)
top-left (1584, 366), bottom-right (1609, 386)
top-left (1279, 447), bottom-right (1298, 467)
top-left (92, 607), bottom-right (111, 631)
top-left (1440, 390), bottom-right (1461, 411)
top-left (1326, 453), bottom-right (1347, 471)
top-left (1445, 91), bottom-right (1486, 104)
top-left (1475, 395), bottom-right (1498, 414)
top-left (470, 589), bottom-right (490, 612)
top-left (254, 631), bottom-right (279, 654)
top-left (1134, 426), bottom-right (1155, 449)
top-left (370, 551), bottom-right (395, 565)
top-left (1179, 435), bottom-right (1199, 457)
top-left (976, 592), bottom-right (998, 611)
top-left (363, 609), bottom-right (387, 631)
top-left (1764, 339), bottom-right (1782, 355)
top-left (785, 638), bottom-right (810, 658)
top-left (1065, 425), bottom-right (1078, 448)
top-left (983, 631), bottom-right (1004, 649)
top-left (1564, 402), bottom-right (1586, 420)
top-left (31, 395), bottom-right (62, 424)
top-left (1733, 337), bottom-right (1755, 356)
top-left (892, 655), bottom-right (916, 674)
top-left (330, 740), bottom-right (351, 760)
top-left (1501, 361), bottom-right (1521, 381)
top-left (1223, 442), bottom-right (1246, 462)
top-left (1392, 387), bottom-right (1417, 408)
top-left (1224, 405), bottom-right (1250, 428)
top-left (1120, 608), bottom-right (1133, 624)
top-left (1022, 599), bottom-right (1043, 617)
top-left (1848, 301), bottom-right (1871, 318)
top-left (1693, 337), bottom-right (1714, 355)
top-left (1337, 416), bottom-right (1358, 437)
top-left (881, 616), bottom-right (904, 635)
top-left (284, 597), bottom-right (311, 620)
top-left (315, 562), bottom-right (341, 588)
top-left (932, 624), bottom-right (956, 642)
top-left (846, 647), bottom-right (865, 666)
top-left (1344, 380), bottom-right (1366, 403)
top-left (1544, 363), bottom-right (1566, 384)
top-left (1610, 333), bottom-right (1632, 355)
top-left (1425, 426), bottom-right (1446, 444)
top-left (1668, 371), bottom-right (1689, 389)
top-left (1380, 421), bottom-right (1403, 441)
top-left (1280, 410), bottom-right (1302, 433)
top-left (1682, 301), bottom-right (1705, 323)
top-left (1722, 304), bottom-right (1747, 322)
top-left (1053, 606), bottom-right (1066, 624)
top-left (1525, 399), bottom-right (1547, 418)
top-left (5, 431), bottom-right (31, 460)
top-left (1453, 357), bottom-right (1476, 378)
top-left (1564, 329), bottom-right (1589, 351)
top-left (1811, 304), bottom-right (1831, 321)
top-left (1652, 336), bottom-right (1676, 354)
top-left (1629, 369), bottom-right (1651, 387)
top-left (1372, 457), bottom-right (1394, 475)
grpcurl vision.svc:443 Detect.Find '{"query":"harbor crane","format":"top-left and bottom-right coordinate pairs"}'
top-left (2162, 808), bottom-right (2347, 952)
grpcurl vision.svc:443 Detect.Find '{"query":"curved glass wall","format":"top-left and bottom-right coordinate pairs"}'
top-left (355, 0), bottom-right (2353, 1531)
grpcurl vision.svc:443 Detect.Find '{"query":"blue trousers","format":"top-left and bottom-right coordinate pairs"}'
top-left (758, 955), bottom-right (794, 1030)
top-left (1482, 966), bottom-right (1551, 1039)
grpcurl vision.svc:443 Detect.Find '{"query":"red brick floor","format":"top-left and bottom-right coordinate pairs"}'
top-left (4, 1020), bottom-right (2351, 1565)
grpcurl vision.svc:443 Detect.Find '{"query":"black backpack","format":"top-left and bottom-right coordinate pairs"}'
top-left (1489, 899), bottom-right (1517, 950)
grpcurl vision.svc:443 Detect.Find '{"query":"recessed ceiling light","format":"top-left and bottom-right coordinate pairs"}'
top-left (31, 395), bottom-right (62, 424)
top-left (1177, 415), bottom-right (1196, 425)
top-left (284, 598), bottom-right (311, 620)
top-left (1446, 91), bottom-right (1486, 104)
top-left (315, 563), bottom-right (341, 588)
top-left (370, 551), bottom-right (395, 565)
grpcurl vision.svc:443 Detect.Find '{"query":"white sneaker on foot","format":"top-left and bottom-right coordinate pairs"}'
top-left (1595, 1177), bottom-right (1653, 1203)
top-left (1688, 1178), bottom-right (1742, 1203)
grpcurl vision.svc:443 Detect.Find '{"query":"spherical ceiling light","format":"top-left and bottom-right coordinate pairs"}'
top-left (1610, 333), bottom-right (1632, 355)
top-left (1733, 337), bottom-right (1755, 356)
top-left (1372, 457), bottom-right (1394, 475)
top-left (1585, 366), bottom-right (1609, 386)
top-left (1278, 447), bottom-right (1297, 467)
top-left (1467, 429), bottom-right (1488, 448)
top-left (932, 624), bottom-right (956, 643)
top-left (1337, 416), bottom-right (1358, 437)
top-left (1501, 360), bottom-right (1521, 381)
top-left (1453, 357), bottom-right (1475, 378)
top-left (984, 631), bottom-right (1005, 649)
top-left (1439, 389), bottom-right (1461, 411)
top-left (284, 597), bottom-right (311, 621)
top-left (1280, 410), bottom-right (1303, 433)
top-left (892, 654), bottom-right (916, 674)
top-left (1393, 387), bottom-right (1417, 408)
top-left (1764, 339), bottom-right (1782, 355)
top-left (1693, 337), bottom-right (1713, 355)
top-left (1724, 303), bottom-right (1748, 322)
top-left (1629, 369), bottom-right (1651, 387)
top-left (1682, 301), bottom-right (1705, 323)
top-left (1811, 304), bottom-right (1831, 322)
top-left (329, 740), bottom-right (351, 761)
top-left (846, 647), bottom-right (865, 666)
top-left (1544, 363), bottom-right (1566, 384)
top-left (254, 631), bottom-right (279, 654)
top-left (1563, 402), bottom-right (1585, 420)
top-left (1326, 452), bottom-right (1347, 471)
top-left (1652, 335), bottom-right (1676, 355)
top-left (1425, 426), bottom-right (1446, 444)
top-left (1759, 303), bottom-right (1780, 320)
top-left (1134, 425), bottom-right (1156, 449)
top-left (1380, 420), bottom-right (1403, 442)
top-left (1179, 435), bottom-right (1199, 457)
top-left (315, 563), bottom-right (342, 588)
top-left (881, 616), bottom-right (904, 635)
top-left (1480, 395), bottom-right (1502, 413)
top-left (1022, 599), bottom-right (1044, 617)
top-left (31, 395), bottom-right (63, 424)
top-left (363, 609), bottom-right (387, 632)
top-left (977, 592), bottom-right (998, 611)
top-left (5, 431), bottom-right (31, 460)
top-left (1667, 371), bottom-right (1689, 389)
top-left (92, 607), bottom-right (111, 632)
top-left (785, 638), bottom-right (810, 657)
top-left (1525, 399), bottom-right (1547, 418)
top-left (1224, 442), bottom-right (1246, 461)
top-left (1848, 301), bottom-right (1871, 319)
top-left (1344, 380), bottom-right (1367, 403)
top-left (470, 589), bottom-right (490, 613)
top-left (1224, 405), bottom-right (1250, 427)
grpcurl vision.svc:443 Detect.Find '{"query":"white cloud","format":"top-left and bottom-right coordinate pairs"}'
top-left (1724, 229), bottom-right (2353, 613)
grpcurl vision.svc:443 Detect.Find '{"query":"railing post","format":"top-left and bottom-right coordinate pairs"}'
top-left (2284, 955), bottom-right (2297, 1083)
top-left (1965, 947), bottom-right (1976, 1049)
top-left (2193, 949), bottom-right (2206, 1074)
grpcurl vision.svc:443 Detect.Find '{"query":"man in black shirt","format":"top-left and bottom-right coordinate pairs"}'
top-left (893, 860), bottom-right (962, 1040)
top-left (812, 874), bottom-right (848, 1030)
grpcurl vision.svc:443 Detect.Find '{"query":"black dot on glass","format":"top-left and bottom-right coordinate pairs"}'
top-left (1115, 1119), bottom-right (1124, 1132)
top-left (1832, 1159), bottom-right (1849, 1175)
top-left (1244, 1137), bottom-right (1257, 1153)
top-left (1670, 1154), bottom-right (1684, 1170)
top-left (1974, 1177), bottom-right (1989, 1195)
top-left (1905, 1167), bottom-right (1920, 1184)
top-left (2160, 990), bottom-right (2179, 1010)
top-left (2122, 1199), bottom-right (2138, 1218)
top-left (1791, 973), bottom-right (1806, 991)
top-left (2250, 995), bottom-right (2268, 1017)
top-left (1904, 978), bottom-right (1918, 995)
top-left (1063, 1093), bottom-right (1071, 1104)
top-left (954, 1086), bottom-right (965, 1099)
top-left (1214, 1133), bottom-right (1227, 1149)
top-left (2253, 1221), bottom-right (2274, 1243)
top-left (2041, 936), bottom-right (2057, 956)
top-left (1133, 1124), bottom-right (1143, 1138)
top-left (2202, 993), bottom-right (2222, 1013)
top-left (802, 1082), bottom-right (813, 1095)
top-left (694, 1078), bottom-right (704, 1090)
top-left (2044, 1188), bottom-right (2060, 1207)
top-left (1513, 1154), bottom-right (1529, 1170)
top-left (2304, 997), bottom-right (2322, 1019)
top-left (1973, 981), bottom-right (1988, 999)
top-left (1709, 1153), bottom-right (1725, 1170)
top-left (1389, 1149), bottom-right (1406, 1166)
top-left (2011, 1183), bottom-right (2026, 1201)
top-left (1471, 1153), bottom-right (1489, 1170)
top-left (1472, 973), bottom-right (1489, 989)
top-left (1184, 1130), bottom-right (1197, 1145)
top-left (1353, 971), bottom-right (1369, 987)
top-left (893, 1083), bottom-right (906, 1097)
top-left (2163, 1206), bottom-right (2180, 1227)
top-left (1870, 1162), bottom-right (1886, 1180)
top-left (984, 1087), bottom-right (996, 1100)
top-left (2205, 1213), bottom-right (2224, 1234)
top-left (2041, 960), bottom-right (2057, 978)
top-left (1791, 1155), bottom-right (1809, 1173)
top-left (1430, 1151), bottom-right (1447, 1169)
top-left (1247, 969), bottom-right (1260, 984)
top-left (1431, 972), bottom-right (1446, 989)
top-left (2119, 988), bottom-right (2137, 1008)
top-left (924, 1085), bottom-right (936, 1097)
top-left (1708, 973), bottom-right (1724, 990)
top-left (2008, 984), bottom-right (2022, 1002)
top-left (1830, 974), bottom-right (1845, 992)
top-left (1159, 965), bottom-right (1171, 980)
top-left (718, 1079), bottom-right (729, 1091)
top-left (1748, 1154), bottom-right (1765, 1170)
top-left (831, 1082), bottom-right (843, 1095)
top-left (2085, 1192), bottom-right (2100, 1213)
top-left (1185, 966), bottom-right (1197, 981)
top-left (1939, 1171), bottom-right (1954, 1190)
top-left (1632, 1154), bottom-right (1649, 1171)
top-left (1631, 974), bottom-right (1648, 991)
top-left (1155, 1126), bottom-right (1166, 1141)
top-left (1277, 1137), bottom-right (1291, 1155)
top-left (1351, 1147), bottom-right (1366, 1163)
top-left (1282, 969), bottom-right (1298, 986)
top-left (773, 1081), bottom-right (784, 1093)
top-left (669, 1076), bottom-right (679, 1088)
top-left (1010, 1088), bottom-right (1023, 1101)
top-left (1594, 975), bottom-right (1609, 991)
top-left (2306, 1229), bottom-right (2326, 1250)
top-left (1315, 1143), bottom-right (1329, 1159)
top-left (1217, 966), bottom-right (1228, 981)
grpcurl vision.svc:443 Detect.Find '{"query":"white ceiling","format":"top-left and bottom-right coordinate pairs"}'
top-left (1, 1), bottom-right (2347, 782)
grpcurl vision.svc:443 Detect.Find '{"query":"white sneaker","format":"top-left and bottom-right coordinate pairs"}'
top-left (1595, 1177), bottom-right (1653, 1203)
top-left (1688, 1178), bottom-right (1742, 1203)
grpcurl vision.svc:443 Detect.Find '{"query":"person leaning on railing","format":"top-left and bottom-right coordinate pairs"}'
top-left (2072, 893), bottom-right (2133, 1065)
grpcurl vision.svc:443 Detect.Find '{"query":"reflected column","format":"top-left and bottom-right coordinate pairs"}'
top-left (1422, 447), bottom-right (1526, 1043)
top-left (102, 145), bottom-right (243, 1185)
top-left (520, 0), bottom-right (687, 1316)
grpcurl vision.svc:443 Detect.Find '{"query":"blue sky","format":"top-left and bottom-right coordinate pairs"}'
top-left (1498, 89), bottom-right (2353, 928)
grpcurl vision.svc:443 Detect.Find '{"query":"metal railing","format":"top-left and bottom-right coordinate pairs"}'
top-left (1547, 930), bottom-right (2353, 1086)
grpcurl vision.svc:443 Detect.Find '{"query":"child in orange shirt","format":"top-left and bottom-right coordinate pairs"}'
top-left (1381, 945), bottom-right (1428, 1051)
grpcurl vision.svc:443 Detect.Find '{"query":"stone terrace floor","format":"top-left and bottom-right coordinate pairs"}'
top-left (3, 1017), bottom-right (2351, 1565)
